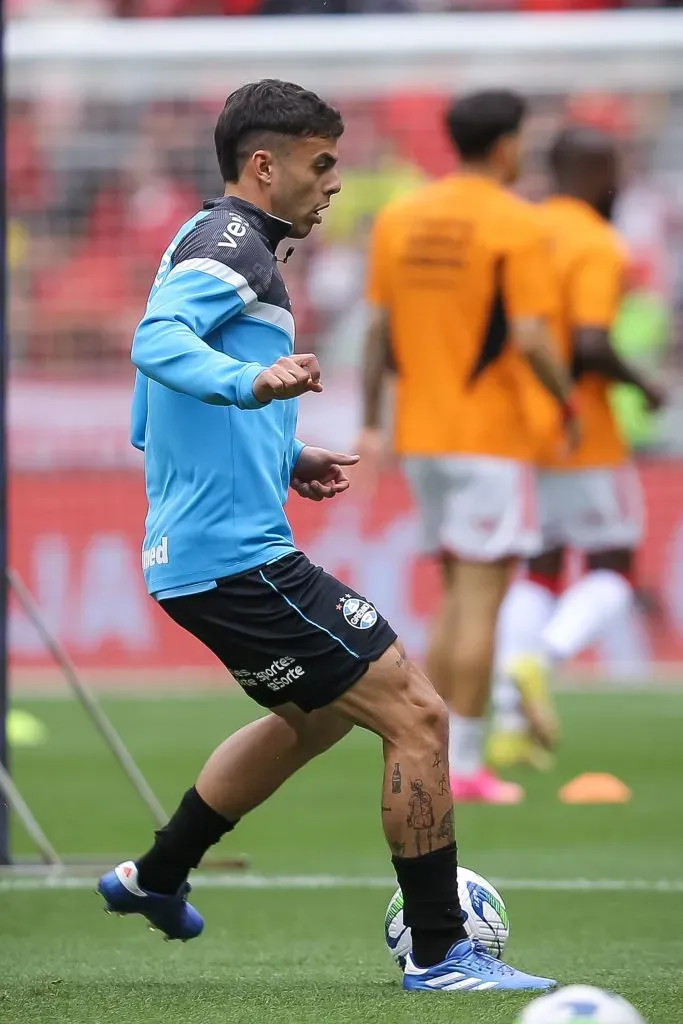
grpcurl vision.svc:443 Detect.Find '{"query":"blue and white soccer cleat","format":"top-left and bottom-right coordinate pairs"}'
top-left (97, 860), bottom-right (204, 941)
top-left (403, 938), bottom-right (557, 993)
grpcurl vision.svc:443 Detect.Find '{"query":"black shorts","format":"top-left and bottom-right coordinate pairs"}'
top-left (159, 552), bottom-right (397, 713)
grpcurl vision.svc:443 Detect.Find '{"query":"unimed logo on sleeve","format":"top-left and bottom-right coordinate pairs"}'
top-left (142, 536), bottom-right (169, 571)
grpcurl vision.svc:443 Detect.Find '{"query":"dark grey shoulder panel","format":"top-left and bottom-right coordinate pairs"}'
top-left (171, 208), bottom-right (275, 300)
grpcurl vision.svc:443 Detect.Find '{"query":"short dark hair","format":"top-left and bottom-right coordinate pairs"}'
top-left (548, 125), bottom-right (615, 178)
top-left (445, 90), bottom-right (526, 160)
top-left (215, 79), bottom-right (344, 182)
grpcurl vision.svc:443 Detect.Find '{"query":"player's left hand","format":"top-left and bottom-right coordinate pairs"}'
top-left (290, 446), bottom-right (360, 501)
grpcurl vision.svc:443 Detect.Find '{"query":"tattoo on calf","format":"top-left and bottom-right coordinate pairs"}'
top-left (432, 751), bottom-right (442, 769)
top-left (390, 840), bottom-right (406, 858)
top-left (391, 763), bottom-right (402, 794)
top-left (407, 778), bottom-right (435, 856)
top-left (437, 809), bottom-right (455, 843)
top-left (438, 772), bottom-right (449, 797)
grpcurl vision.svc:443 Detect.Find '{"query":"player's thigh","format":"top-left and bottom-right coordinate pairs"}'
top-left (439, 456), bottom-right (539, 563)
top-left (159, 551), bottom-right (398, 716)
top-left (330, 642), bottom-right (448, 747)
top-left (440, 557), bottom-right (514, 663)
top-left (448, 557), bottom-right (514, 616)
top-left (272, 702), bottom-right (354, 754)
top-left (541, 465), bottom-right (644, 553)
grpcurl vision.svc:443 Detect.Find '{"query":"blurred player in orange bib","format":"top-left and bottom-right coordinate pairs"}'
top-left (490, 126), bottom-right (665, 770)
top-left (358, 91), bottom-right (578, 804)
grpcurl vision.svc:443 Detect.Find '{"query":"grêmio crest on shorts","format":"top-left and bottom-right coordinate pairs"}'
top-left (337, 594), bottom-right (379, 631)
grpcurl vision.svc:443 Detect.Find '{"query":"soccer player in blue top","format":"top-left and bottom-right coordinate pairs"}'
top-left (98, 79), bottom-right (556, 994)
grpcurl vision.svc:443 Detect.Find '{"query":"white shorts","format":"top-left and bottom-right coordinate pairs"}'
top-left (537, 464), bottom-right (644, 552)
top-left (403, 456), bottom-right (540, 562)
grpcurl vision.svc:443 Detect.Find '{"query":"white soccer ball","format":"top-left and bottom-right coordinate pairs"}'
top-left (518, 986), bottom-right (646, 1024)
top-left (384, 866), bottom-right (510, 970)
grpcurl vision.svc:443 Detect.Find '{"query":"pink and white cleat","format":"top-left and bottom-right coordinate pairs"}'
top-left (451, 769), bottom-right (524, 805)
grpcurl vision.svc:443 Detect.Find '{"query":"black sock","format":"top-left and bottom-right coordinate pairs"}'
top-left (392, 843), bottom-right (468, 968)
top-left (136, 787), bottom-right (237, 894)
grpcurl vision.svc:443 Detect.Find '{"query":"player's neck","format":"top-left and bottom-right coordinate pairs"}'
top-left (223, 183), bottom-right (274, 217)
top-left (456, 161), bottom-right (507, 186)
top-left (554, 186), bottom-right (599, 212)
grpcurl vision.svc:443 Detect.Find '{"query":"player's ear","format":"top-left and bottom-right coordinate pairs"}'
top-left (252, 150), bottom-right (274, 186)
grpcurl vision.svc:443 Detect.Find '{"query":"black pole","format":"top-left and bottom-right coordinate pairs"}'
top-left (0, 0), bottom-right (10, 865)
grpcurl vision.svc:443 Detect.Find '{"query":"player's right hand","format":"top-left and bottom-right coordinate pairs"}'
top-left (352, 427), bottom-right (386, 498)
top-left (252, 354), bottom-right (323, 403)
top-left (562, 413), bottom-right (582, 455)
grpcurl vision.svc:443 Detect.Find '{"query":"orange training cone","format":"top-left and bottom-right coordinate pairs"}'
top-left (559, 773), bottom-right (632, 805)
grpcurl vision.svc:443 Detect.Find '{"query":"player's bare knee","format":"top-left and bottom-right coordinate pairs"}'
top-left (399, 665), bottom-right (448, 751)
top-left (450, 632), bottom-right (495, 678)
top-left (416, 689), bottom-right (449, 752)
top-left (332, 643), bottom-right (446, 746)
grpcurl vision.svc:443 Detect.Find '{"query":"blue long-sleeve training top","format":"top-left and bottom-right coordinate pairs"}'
top-left (131, 196), bottom-right (305, 597)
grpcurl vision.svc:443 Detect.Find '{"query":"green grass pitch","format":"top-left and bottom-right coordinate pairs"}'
top-left (1, 689), bottom-right (683, 1023)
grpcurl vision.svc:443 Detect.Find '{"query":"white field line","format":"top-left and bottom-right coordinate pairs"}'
top-left (1, 873), bottom-right (683, 893)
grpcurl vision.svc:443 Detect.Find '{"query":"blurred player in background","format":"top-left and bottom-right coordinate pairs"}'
top-left (491, 126), bottom-right (665, 770)
top-left (358, 90), bottom-right (578, 804)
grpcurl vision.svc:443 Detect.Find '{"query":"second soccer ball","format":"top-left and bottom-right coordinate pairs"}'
top-left (517, 985), bottom-right (646, 1024)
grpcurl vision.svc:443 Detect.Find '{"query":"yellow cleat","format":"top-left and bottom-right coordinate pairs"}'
top-left (487, 729), bottom-right (556, 772)
top-left (507, 654), bottom-right (560, 751)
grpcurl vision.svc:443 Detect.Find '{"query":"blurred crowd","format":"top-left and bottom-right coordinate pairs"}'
top-left (7, 0), bottom-right (683, 17)
top-left (9, 87), bottom-right (683, 393)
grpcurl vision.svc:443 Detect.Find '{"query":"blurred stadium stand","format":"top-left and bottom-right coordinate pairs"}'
top-left (6, 2), bottom-right (683, 19)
